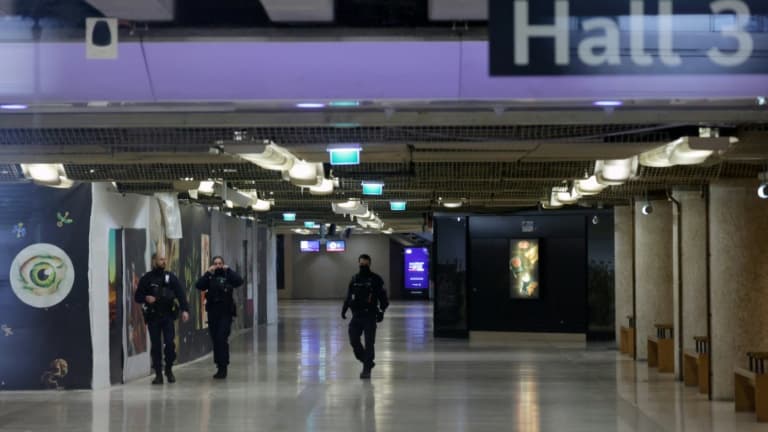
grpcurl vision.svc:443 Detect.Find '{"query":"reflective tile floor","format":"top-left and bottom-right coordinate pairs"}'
top-left (1, 301), bottom-right (766, 431)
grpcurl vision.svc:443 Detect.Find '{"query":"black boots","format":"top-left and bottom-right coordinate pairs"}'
top-left (152, 370), bottom-right (163, 385)
top-left (360, 362), bottom-right (375, 379)
top-left (165, 366), bottom-right (176, 383)
top-left (213, 366), bottom-right (227, 379)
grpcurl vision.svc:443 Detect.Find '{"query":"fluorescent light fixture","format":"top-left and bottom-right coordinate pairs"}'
top-left (331, 123), bottom-right (361, 128)
top-left (304, 221), bottom-right (316, 228)
top-left (329, 101), bottom-right (360, 108)
top-left (0, 104), bottom-right (28, 110)
top-left (593, 100), bottom-right (622, 107)
top-left (390, 201), bottom-right (407, 211)
top-left (575, 176), bottom-right (607, 196)
top-left (20, 163), bottom-right (74, 188)
top-left (667, 138), bottom-right (715, 165)
top-left (283, 213), bottom-right (297, 222)
top-left (240, 143), bottom-right (295, 172)
top-left (639, 145), bottom-right (675, 168)
top-left (362, 182), bottom-right (384, 196)
top-left (198, 181), bottom-right (215, 195)
top-left (555, 186), bottom-right (581, 204)
top-left (292, 228), bottom-right (312, 235)
top-left (441, 199), bottom-right (464, 209)
top-left (251, 199), bottom-right (272, 212)
top-left (327, 147), bottom-right (361, 165)
top-left (287, 160), bottom-right (323, 186)
top-left (382, 228), bottom-right (394, 234)
top-left (225, 200), bottom-right (234, 208)
top-left (296, 103), bottom-right (325, 109)
top-left (309, 177), bottom-right (335, 196)
top-left (594, 157), bottom-right (638, 186)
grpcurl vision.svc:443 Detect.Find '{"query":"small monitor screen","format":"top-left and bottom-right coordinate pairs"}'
top-left (326, 240), bottom-right (346, 252)
top-left (300, 240), bottom-right (320, 252)
top-left (404, 247), bottom-right (429, 290)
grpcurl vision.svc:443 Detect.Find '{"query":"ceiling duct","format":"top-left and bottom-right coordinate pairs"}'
top-left (428, 0), bottom-right (487, 21)
top-left (260, 0), bottom-right (334, 22)
top-left (86, 0), bottom-right (175, 21)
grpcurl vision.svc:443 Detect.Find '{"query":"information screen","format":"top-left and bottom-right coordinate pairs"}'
top-left (326, 240), bottom-right (346, 252)
top-left (300, 240), bottom-right (320, 252)
top-left (404, 247), bottom-right (430, 290)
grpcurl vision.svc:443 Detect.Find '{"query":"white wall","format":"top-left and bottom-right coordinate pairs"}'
top-left (89, 183), bottom-right (151, 389)
top-left (288, 235), bottom-right (391, 299)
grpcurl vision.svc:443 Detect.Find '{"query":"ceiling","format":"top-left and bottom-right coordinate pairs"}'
top-left (1, 102), bottom-right (767, 232)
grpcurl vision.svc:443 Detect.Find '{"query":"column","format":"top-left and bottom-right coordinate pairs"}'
top-left (614, 206), bottom-right (634, 346)
top-left (709, 180), bottom-right (768, 400)
top-left (634, 200), bottom-right (673, 360)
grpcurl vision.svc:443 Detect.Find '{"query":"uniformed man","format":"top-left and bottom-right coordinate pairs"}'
top-left (134, 253), bottom-right (190, 385)
top-left (341, 254), bottom-right (389, 379)
top-left (195, 256), bottom-right (244, 379)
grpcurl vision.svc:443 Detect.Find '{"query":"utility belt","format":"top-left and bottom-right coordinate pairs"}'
top-left (143, 294), bottom-right (178, 321)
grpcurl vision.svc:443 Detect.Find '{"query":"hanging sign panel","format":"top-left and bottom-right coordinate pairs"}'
top-left (490, 0), bottom-right (768, 75)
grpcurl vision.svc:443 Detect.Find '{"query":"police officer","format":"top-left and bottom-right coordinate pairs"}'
top-left (195, 256), bottom-right (244, 379)
top-left (342, 254), bottom-right (389, 379)
top-left (134, 253), bottom-right (190, 385)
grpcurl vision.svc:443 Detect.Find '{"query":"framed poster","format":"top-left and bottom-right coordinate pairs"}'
top-left (509, 239), bottom-right (540, 299)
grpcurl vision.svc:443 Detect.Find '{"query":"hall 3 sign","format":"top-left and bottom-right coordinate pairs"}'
top-left (489, 0), bottom-right (768, 75)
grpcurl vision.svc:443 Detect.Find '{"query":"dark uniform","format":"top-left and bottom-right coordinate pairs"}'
top-left (195, 267), bottom-right (244, 377)
top-left (134, 268), bottom-right (189, 382)
top-left (342, 267), bottom-right (389, 377)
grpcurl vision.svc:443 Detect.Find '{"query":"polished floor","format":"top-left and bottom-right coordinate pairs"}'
top-left (0, 301), bottom-right (765, 431)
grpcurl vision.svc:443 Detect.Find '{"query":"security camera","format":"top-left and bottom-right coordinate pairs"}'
top-left (641, 203), bottom-right (654, 215)
top-left (758, 183), bottom-right (768, 199)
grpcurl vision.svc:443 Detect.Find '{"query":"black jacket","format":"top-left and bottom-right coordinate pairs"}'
top-left (342, 270), bottom-right (389, 319)
top-left (195, 268), bottom-right (244, 314)
top-left (135, 269), bottom-right (189, 318)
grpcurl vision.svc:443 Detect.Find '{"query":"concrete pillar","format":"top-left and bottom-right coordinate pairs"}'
top-left (671, 191), bottom-right (708, 379)
top-left (710, 180), bottom-right (768, 400)
top-left (634, 200), bottom-right (673, 360)
top-left (614, 206), bottom-right (634, 346)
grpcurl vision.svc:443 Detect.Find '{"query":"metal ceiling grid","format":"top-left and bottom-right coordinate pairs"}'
top-left (64, 163), bottom-right (284, 181)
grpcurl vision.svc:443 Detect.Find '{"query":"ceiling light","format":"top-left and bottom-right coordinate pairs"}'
top-left (639, 145), bottom-right (675, 167)
top-left (198, 181), bottom-right (215, 195)
top-left (327, 146), bottom-right (361, 166)
top-left (283, 213), bottom-right (297, 222)
top-left (542, 191), bottom-right (565, 209)
top-left (595, 158), bottom-right (638, 186)
top-left (20, 163), bottom-right (73, 188)
top-left (758, 96), bottom-right (767, 106)
top-left (329, 101), bottom-right (360, 108)
top-left (667, 138), bottom-right (715, 165)
top-left (251, 199), bottom-right (272, 212)
top-left (441, 199), bottom-right (464, 209)
top-left (292, 228), bottom-right (312, 235)
top-left (225, 200), bottom-right (234, 208)
top-left (593, 100), bottom-right (623, 107)
top-left (0, 104), bottom-right (28, 110)
top-left (308, 178), bottom-right (335, 196)
top-left (287, 161), bottom-right (323, 186)
top-left (240, 143), bottom-right (295, 172)
top-left (390, 201), bottom-right (407, 211)
top-left (575, 176), bottom-right (607, 196)
top-left (362, 182), bottom-right (384, 196)
top-left (296, 103), bottom-right (325, 109)
top-left (555, 185), bottom-right (581, 204)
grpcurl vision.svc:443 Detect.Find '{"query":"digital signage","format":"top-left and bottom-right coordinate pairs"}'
top-left (326, 240), bottom-right (346, 252)
top-left (404, 247), bottom-right (430, 290)
top-left (300, 240), bottom-right (320, 252)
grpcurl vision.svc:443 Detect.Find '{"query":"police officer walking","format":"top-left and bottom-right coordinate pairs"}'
top-left (342, 254), bottom-right (389, 379)
top-left (195, 256), bottom-right (244, 379)
top-left (135, 253), bottom-right (190, 385)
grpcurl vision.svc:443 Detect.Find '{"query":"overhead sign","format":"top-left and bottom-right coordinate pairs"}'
top-left (490, 0), bottom-right (768, 75)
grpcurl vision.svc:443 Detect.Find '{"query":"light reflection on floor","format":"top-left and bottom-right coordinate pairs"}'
top-left (0, 301), bottom-right (765, 431)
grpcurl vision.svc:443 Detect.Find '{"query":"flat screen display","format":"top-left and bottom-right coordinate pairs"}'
top-left (300, 240), bottom-right (320, 252)
top-left (404, 247), bottom-right (430, 290)
top-left (509, 239), bottom-right (540, 299)
top-left (326, 240), bottom-right (346, 252)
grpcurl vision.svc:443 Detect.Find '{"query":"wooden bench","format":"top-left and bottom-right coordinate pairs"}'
top-left (735, 352), bottom-right (768, 422)
top-left (648, 324), bottom-right (674, 373)
top-left (683, 336), bottom-right (709, 394)
top-left (619, 315), bottom-right (635, 358)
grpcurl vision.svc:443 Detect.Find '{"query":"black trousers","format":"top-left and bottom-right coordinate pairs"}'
top-left (147, 316), bottom-right (176, 371)
top-left (208, 311), bottom-right (233, 367)
top-left (348, 316), bottom-right (377, 367)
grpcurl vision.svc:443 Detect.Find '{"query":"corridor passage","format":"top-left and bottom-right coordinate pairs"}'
top-left (0, 302), bottom-right (761, 431)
